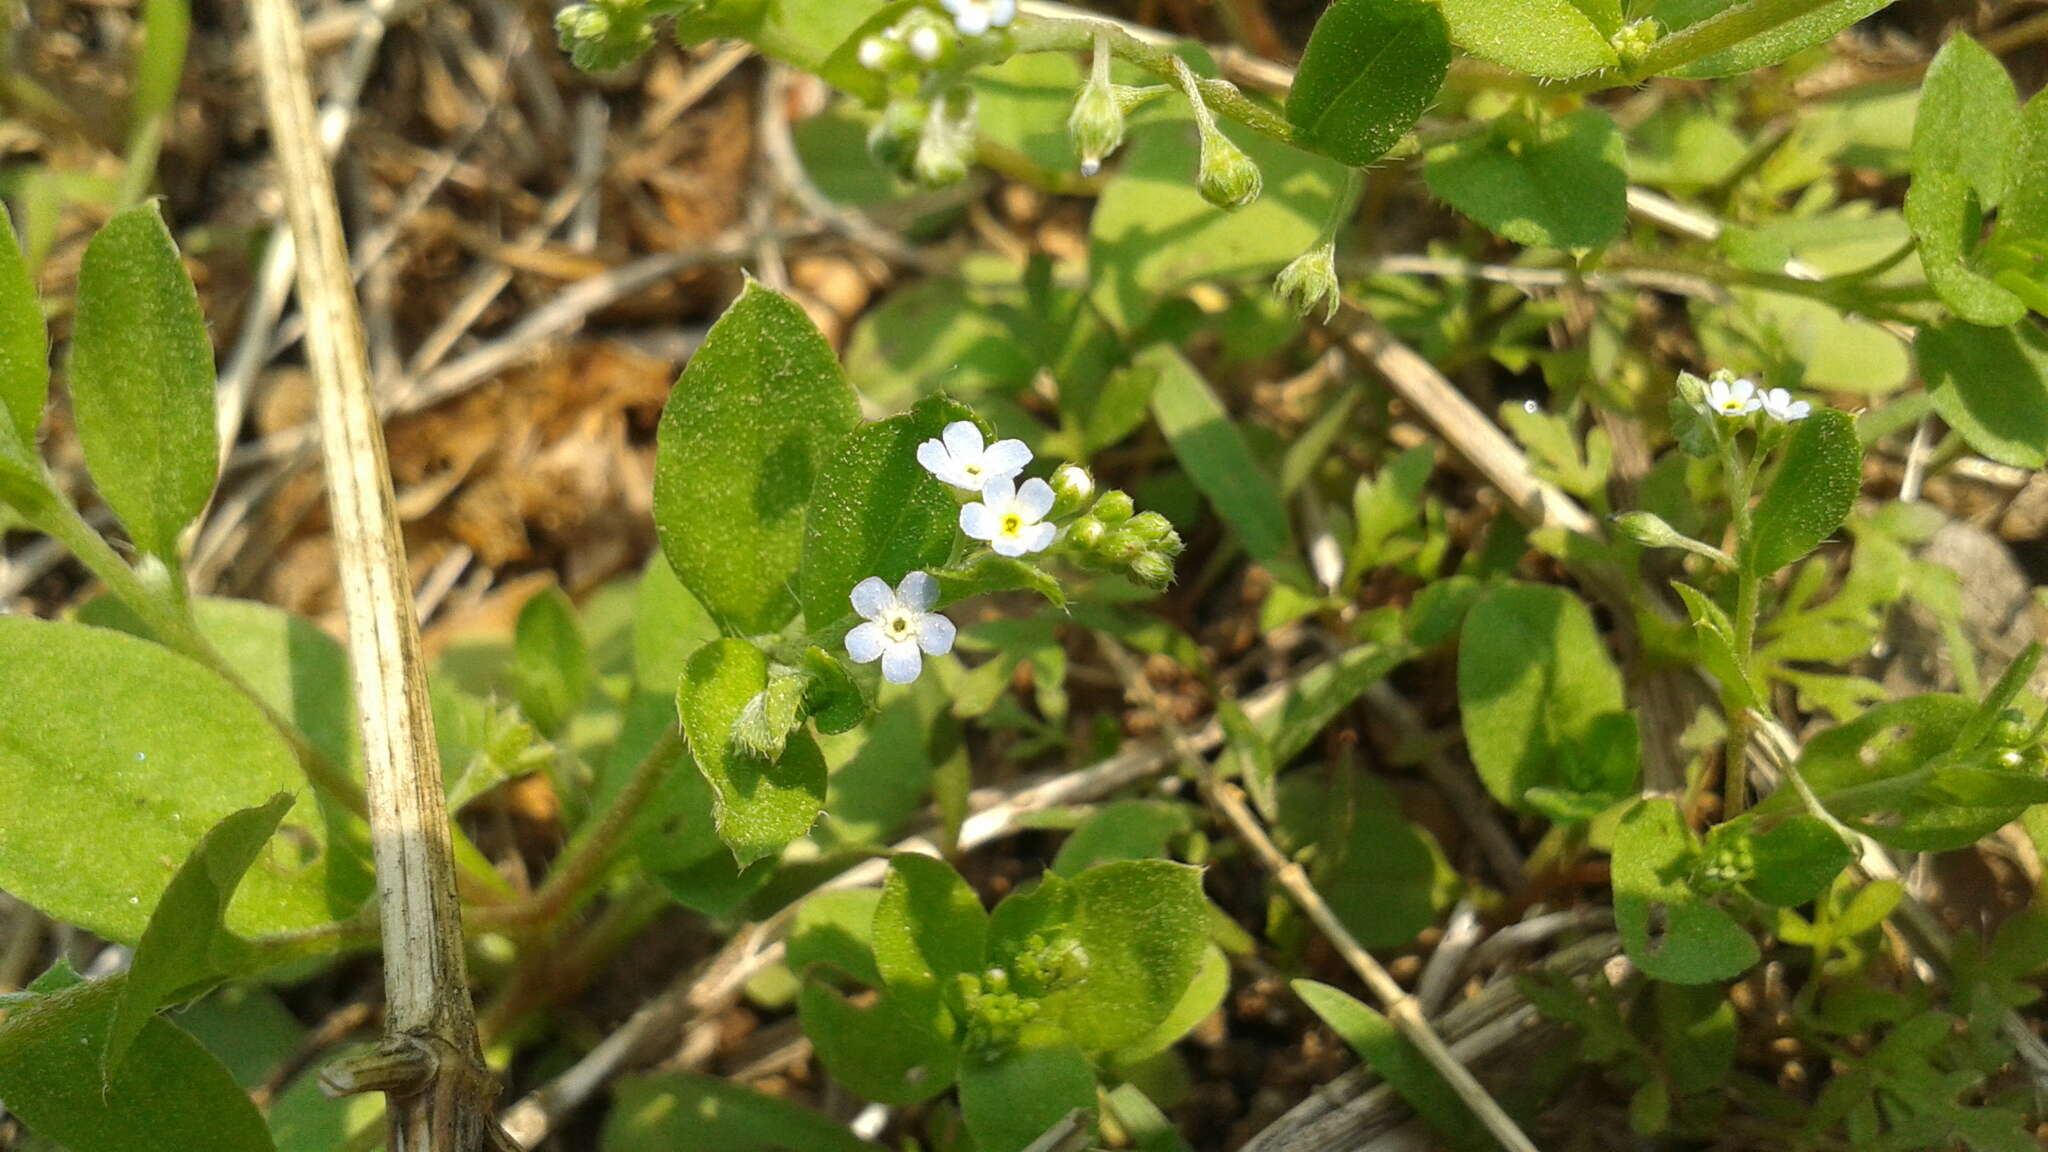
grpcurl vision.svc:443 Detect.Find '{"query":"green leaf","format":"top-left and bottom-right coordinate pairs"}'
top-left (1144, 344), bottom-right (1291, 565)
top-left (1088, 88), bottom-right (1346, 331)
top-left (800, 395), bottom-right (972, 631)
top-left (1669, 0), bottom-right (1894, 79)
top-left (1300, 773), bottom-right (1456, 949)
top-left (633, 553), bottom-right (720, 694)
top-left (1218, 695), bottom-right (1279, 820)
top-left (1457, 582), bottom-right (1624, 808)
top-left (1112, 943), bottom-right (1229, 1064)
top-left (1748, 408), bottom-right (1861, 576)
top-left (1294, 980), bottom-right (1490, 1151)
top-left (654, 281), bottom-right (860, 635)
top-left (604, 1072), bottom-right (881, 1152)
top-left (1052, 800), bottom-right (1192, 877)
top-left (0, 205), bottom-right (48, 445)
top-left (1037, 860), bottom-right (1208, 1054)
top-left (676, 0), bottom-right (890, 77)
top-left (0, 618), bottom-right (347, 943)
top-left (1918, 321), bottom-right (2048, 470)
top-left (2002, 89), bottom-right (2048, 245)
top-left (0, 978), bottom-right (273, 1152)
top-left (957, 1042), bottom-right (1097, 1152)
top-left (66, 202), bottom-right (218, 560)
top-left (1613, 798), bottom-right (1759, 984)
top-left (1744, 815), bottom-right (1854, 907)
top-left (514, 585), bottom-right (590, 736)
top-left (843, 279), bottom-right (1037, 411)
top-left (973, 52), bottom-right (1093, 184)
top-left (787, 888), bottom-right (883, 987)
top-left (1909, 33), bottom-right (2018, 208)
top-left (106, 795), bottom-right (293, 1079)
top-left (1425, 110), bottom-right (1627, 250)
top-left (1672, 582), bottom-right (1761, 709)
top-left (1904, 172), bottom-right (2026, 327)
top-left (873, 853), bottom-right (989, 1011)
top-left (676, 638), bottom-right (827, 866)
top-left (1439, 0), bottom-right (1617, 78)
top-left (1259, 640), bottom-right (1410, 764)
top-left (933, 553), bottom-right (1066, 609)
top-left (799, 982), bottom-right (958, 1104)
top-left (1285, 0), bottom-right (1450, 167)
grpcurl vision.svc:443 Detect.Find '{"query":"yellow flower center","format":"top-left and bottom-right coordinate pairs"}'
top-left (1001, 513), bottom-right (1023, 536)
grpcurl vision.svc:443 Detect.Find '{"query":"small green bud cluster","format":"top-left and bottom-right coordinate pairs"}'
top-left (856, 8), bottom-right (957, 78)
top-left (957, 968), bottom-right (1042, 1057)
top-left (1989, 708), bottom-right (2048, 773)
top-left (555, 1), bottom-right (654, 74)
top-left (1063, 490), bottom-right (1183, 589)
top-left (1693, 828), bottom-right (1756, 892)
top-left (867, 86), bottom-right (979, 189)
top-left (1611, 19), bottom-right (1664, 72)
top-left (1274, 241), bottom-right (1340, 321)
top-left (1011, 932), bottom-right (1087, 995)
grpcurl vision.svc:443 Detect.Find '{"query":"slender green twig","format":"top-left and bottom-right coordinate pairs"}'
top-left (1719, 432), bottom-right (1761, 819)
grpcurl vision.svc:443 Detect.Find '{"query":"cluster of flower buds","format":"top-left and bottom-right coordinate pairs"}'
top-left (1011, 932), bottom-right (1087, 995)
top-left (957, 967), bottom-right (1043, 1057)
top-left (1610, 18), bottom-right (1665, 72)
top-left (1063, 482), bottom-right (1186, 590)
top-left (1692, 826), bottom-right (1757, 892)
top-left (856, 1), bottom-right (1021, 187)
top-left (554, 0), bottom-right (707, 73)
top-left (1680, 369), bottom-right (1812, 425)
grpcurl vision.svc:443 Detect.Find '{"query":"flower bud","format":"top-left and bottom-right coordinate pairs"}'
top-left (1612, 511), bottom-right (1687, 550)
top-left (1050, 464), bottom-right (1095, 516)
top-left (1129, 551), bottom-right (1176, 589)
top-left (1068, 37), bottom-right (1124, 177)
top-left (1067, 516), bottom-right (1106, 549)
top-left (1611, 18), bottom-right (1664, 73)
top-left (913, 87), bottom-right (977, 188)
top-left (555, 1), bottom-right (654, 73)
top-left (868, 96), bottom-right (928, 179)
top-left (732, 666), bottom-right (807, 760)
top-left (906, 23), bottom-right (947, 64)
top-left (1197, 124), bottom-right (1263, 210)
top-left (1274, 240), bottom-right (1340, 321)
top-left (857, 35), bottom-right (903, 73)
top-left (1122, 511), bottom-right (1173, 545)
top-left (1090, 490), bottom-right (1135, 525)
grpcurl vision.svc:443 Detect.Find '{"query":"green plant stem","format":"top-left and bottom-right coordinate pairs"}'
top-left (1629, 0), bottom-right (1848, 79)
top-left (472, 725), bottom-right (685, 930)
top-left (1721, 434), bottom-right (1761, 819)
top-left (1006, 15), bottom-right (1304, 148)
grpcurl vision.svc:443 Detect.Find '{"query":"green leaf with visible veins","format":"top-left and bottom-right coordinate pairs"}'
top-left (654, 281), bottom-right (859, 636)
top-left (0, 618), bottom-right (347, 944)
top-left (0, 978), bottom-right (273, 1152)
top-left (1748, 408), bottom-right (1862, 576)
top-left (105, 795), bottom-right (294, 1080)
top-left (1038, 860), bottom-right (1208, 1054)
top-left (676, 638), bottom-right (827, 866)
top-left (1670, 0), bottom-right (1894, 79)
top-left (66, 203), bottom-right (218, 560)
top-left (1286, 0), bottom-right (1450, 167)
top-left (873, 853), bottom-right (988, 1006)
top-left (1439, 0), bottom-right (1616, 78)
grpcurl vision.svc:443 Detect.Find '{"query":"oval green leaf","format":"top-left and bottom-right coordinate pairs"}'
top-left (1613, 798), bottom-right (1759, 984)
top-left (1286, 0), bottom-right (1451, 167)
top-left (1439, 0), bottom-right (1617, 79)
top-left (0, 618), bottom-right (347, 943)
top-left (1456, 582), bottom-right (1625, 808)
top-left (1908, 32), bottom-right (2017, 207)
top-left (957, 1042), bottom-right (1097, 1152)
top-left (1918, 320), bottom-right (2048, 470)
top-left (0, 206), bottom-right (47, 446)
top-left (1424, 109), bottom-right (1627, 250)
top-left (66, 203), bottom-right (218, 560)
top-left (676, 638), bottom-right (827, 866)
top-left (654, 281), bottom-right (859, 635)
top-left (1144, 344), bottom-right (1291, 565)
top-left (1748, 408), bottom-right (1861, 576)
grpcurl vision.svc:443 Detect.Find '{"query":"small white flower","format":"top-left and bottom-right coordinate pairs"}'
top-left (845, 571), bottom-right (956, 685)
top-left (906, 24), bottom-right (944, 62)
top-left (857, 36), bottom-right (890, 71)
top-left (1760, 388), bottom-right (1811, 423)
top-left (940, 0), bottom-right (1016, 36)
top-left (1703, 376), bottom-right (1761, 418)
top-left (962, 476), bottom-right (1057, 557)
top-left (917, 421), bottom-right (1032, 492)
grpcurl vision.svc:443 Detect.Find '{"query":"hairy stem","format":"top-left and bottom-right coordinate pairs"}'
top-left (1721, 433), bottom-right (1761, 819)
top-left (1632, 0), bottom-right (1852, 79)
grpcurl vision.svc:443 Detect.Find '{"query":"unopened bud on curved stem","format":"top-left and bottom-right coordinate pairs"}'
top-left (1172, 57), bottom-right (1261, 210)
top-left (1068, 32), bottom-right (1125, 177)
top-left (1275, 241), bottom-right (1340, 321)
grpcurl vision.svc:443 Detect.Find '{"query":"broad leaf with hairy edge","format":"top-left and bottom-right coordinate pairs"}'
top-left (0, 618), bottom-right (345, 943)
top-left (1918, 321), bottom-right (2048, 470)
top-left (1613, 798), bottom-right (1759, 984)
top-left (1439, 0), bottom-right (1616, 79)
top-left (1670, 0), bottom-right (1895, 79)
top-left (66, 203), bottom-right (217, 560)
top-left (1904, 172), bottom-right (2025, 327)
top-left (676, 638), bottom-right (827, 866)
top-left (0, 978), bottom-right (273, 1152)
top-left (1748, 408), bottom-right (1861, 576)
top-left (654, 282), bottom-right (860, 635)
top-left (1294, 981), bottom-right (1490, 1151)
top-left (799, 982), bottom-right (958, 1105)
top-left (1910, 33), bottom-right (2019, 209)
top-left (604, 1072), bottom-right (881, 1152)
top-left (1036, 860), bottom-right (1207, 1054)
top-left (1145, 344), bottom-right (1291, 565)
top-left (1457, 582), bottom-right (1625, 809)
top-left (106, 796), bottom-right (294, 1079)
top-left (0, 207), bottom-right (47, 446)
top-left (800, 395), bottom-right (974, 632)
top-left (933, 554), bottom-right (1065, 609)
top-left (1743, 815), bottom-right (1854, 907)
top-left (957, 1042), bottom-right (1097, 1152)
top-left (873, 853), bottom-right (988, 1007)
top-left (2003, 89), bottom-right (2048, 245)
top-left (1425, 109), bottom-right (1627, 250)
top-left (1286, 0), bottom-right (1450, 167)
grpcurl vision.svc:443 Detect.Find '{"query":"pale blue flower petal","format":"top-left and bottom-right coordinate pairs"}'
top-left (1016, 477), bottom-right (1055, 521)
top-left (897, 570), bottom-right (938, 612)
top-left (941, 420), bottom-right (984, 460)
top-left (918, 613), bottom-right (956, 655)
top-left (846, 621), bottom-right (886, 664)
top-left (1020, 522), bottom-right (1057, 554)
top-left (980, 439), bottom-right (1032, 479)
top-left (850, 576), bottom-right (894, 619)
top-left (961, 502), bottom-right (998, 540)
top-left (881, 642), bottom-right (923, 684)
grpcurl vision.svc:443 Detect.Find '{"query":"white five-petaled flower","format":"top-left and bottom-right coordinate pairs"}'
top-left (1761, 387), bottom-right (1811, 423)
top-left (917, 421), bottom-right (1032, 492)
top-left (962, 476), bottom-right (1057, 557)
top-left (845, 572), bottom-right (956, 685)
top-left (1704, 376), bottom-right (1762, 418)
top-left (940, 0), bottom-right (1016, 36)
